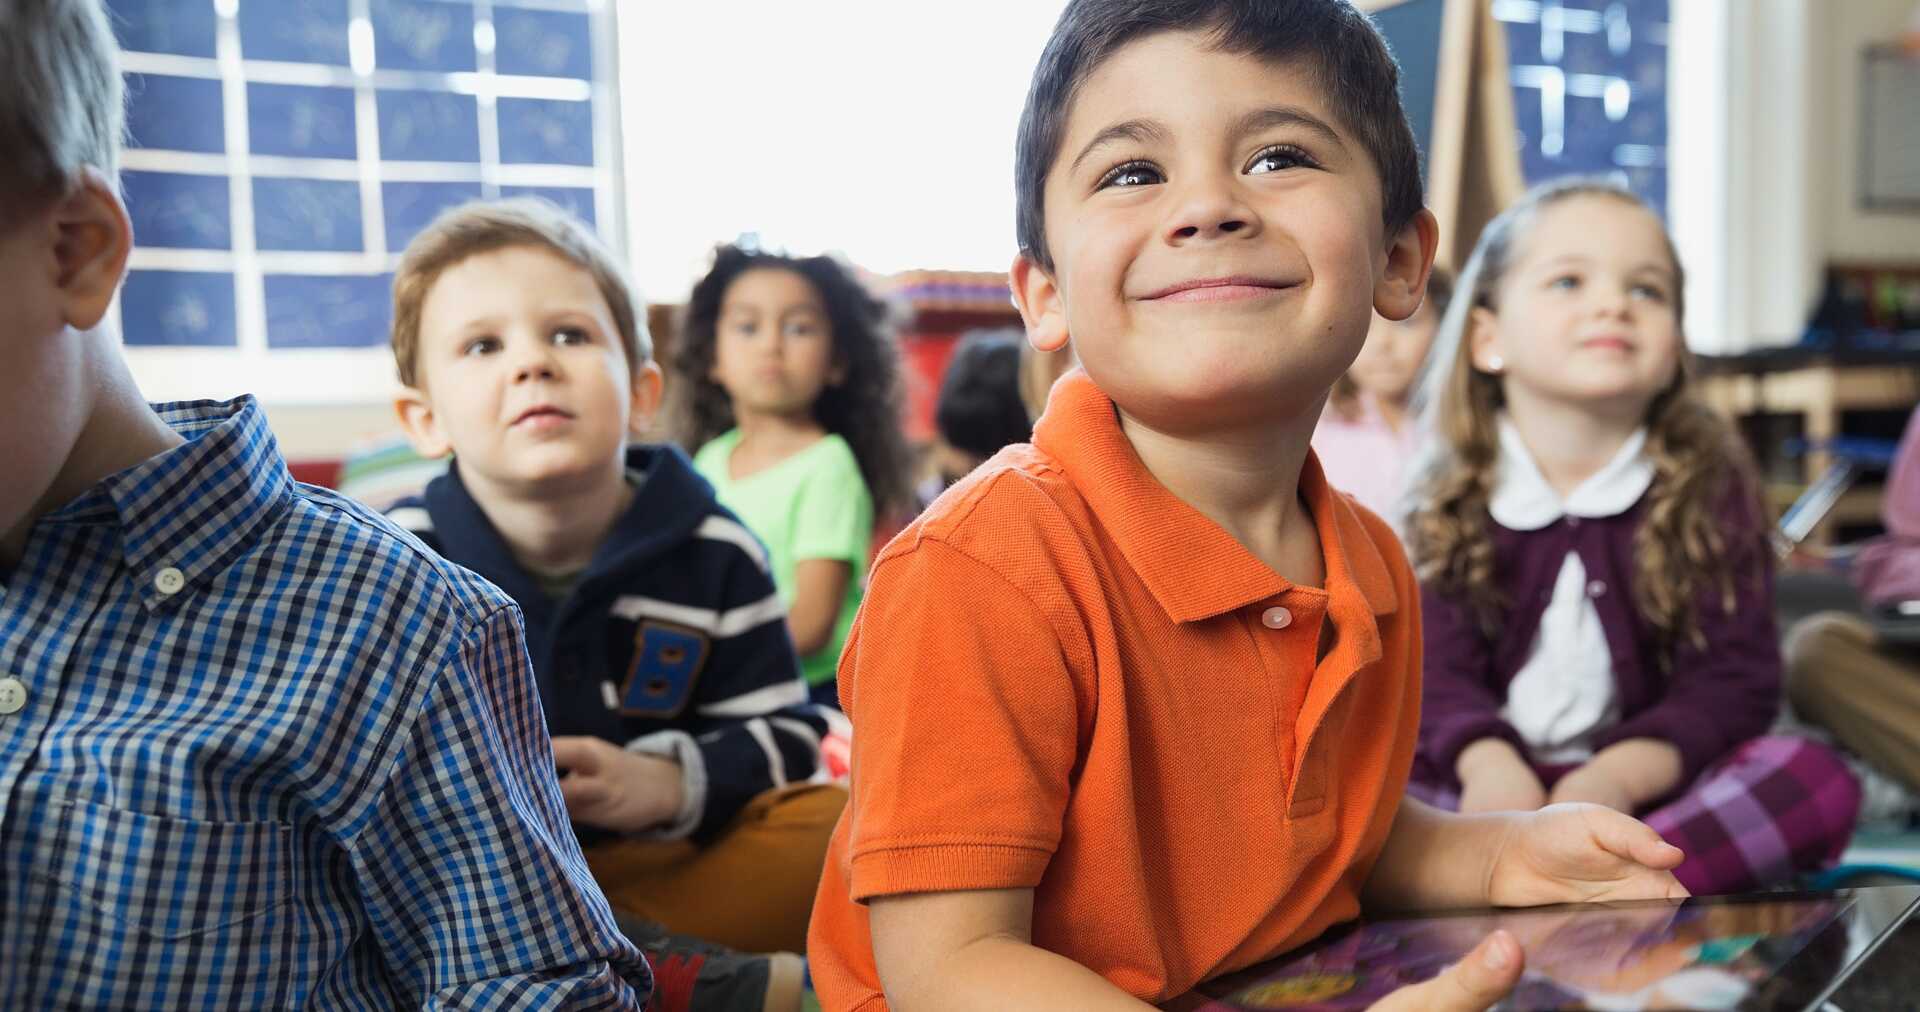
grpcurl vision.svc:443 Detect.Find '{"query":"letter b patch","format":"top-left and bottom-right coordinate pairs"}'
top-left (618, 621), bottom-right (708, 717)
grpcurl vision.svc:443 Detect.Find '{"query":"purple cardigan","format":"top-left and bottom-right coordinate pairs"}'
top-left (1415, 483), bottom-right (1780, 788)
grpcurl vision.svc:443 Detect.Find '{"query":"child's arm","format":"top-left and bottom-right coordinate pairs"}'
top-left (869, 889), bottom-right (1154, 1010)
top-left (1363, 796), bottom-right (1686, 914)
top-left (786, 439), bottom-right (874, 658)
top-left (1419, 583), bottom-right (1543, 812)
top-left (1455, 738), bottom-right (1549, 814)
top-left (871, 889), bottom-right (1529, 1012)
top-left (1547, 738), bottom-right (1682, 811)
top-left (354, 607), bottom-right (649, 1006)
top-left (789, 558), bottom-right (853, 655)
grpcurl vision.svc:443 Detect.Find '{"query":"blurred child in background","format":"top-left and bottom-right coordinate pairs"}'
top-left (671, 245), bottom-right (913, 706)
top-left (1313, 267), bottom-right (1451, 519)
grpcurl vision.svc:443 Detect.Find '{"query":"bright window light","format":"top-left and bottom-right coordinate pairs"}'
top-left (619, 1), bottom-right (1068, 301)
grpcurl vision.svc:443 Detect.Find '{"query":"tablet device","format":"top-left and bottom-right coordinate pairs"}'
top-left (1191, 886), bottom-right (1920, 1011)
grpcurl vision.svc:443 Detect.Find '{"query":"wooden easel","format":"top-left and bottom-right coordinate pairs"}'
top-left (1358, 0), bottom-right (1526, 271)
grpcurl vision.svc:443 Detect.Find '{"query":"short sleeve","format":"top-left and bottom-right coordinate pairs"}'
top-left (792, 438), bottom-right (874, 568)
top-left (841, 537), bottom-right (1084, 903)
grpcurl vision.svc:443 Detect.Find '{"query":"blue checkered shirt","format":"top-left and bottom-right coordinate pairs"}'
top-left (0, 398), bottom-right (651, 1009)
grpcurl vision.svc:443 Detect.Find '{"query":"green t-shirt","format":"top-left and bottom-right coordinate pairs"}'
top-left (693, 430), bottom-right (873, 686)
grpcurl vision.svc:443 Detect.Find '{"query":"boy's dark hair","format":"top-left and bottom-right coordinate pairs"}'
top-left (935, 329), bottom-right (1032, 460)
top-left (667, 243), bottom-right (915, 515)
top-left (1015, 0), bottom-right (1423, 271)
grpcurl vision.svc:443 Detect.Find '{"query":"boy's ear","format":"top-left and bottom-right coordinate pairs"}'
top-left (1373, 208), bottom-right (1439, 323)
top-left (627, 360), bottom-right (665, 438)
top-left (54, 167), bottom-right (134, 331)
top-left (1010, 253), bottom-right (1070, 353)
top-left (394, 386), bottom-right (454, 460)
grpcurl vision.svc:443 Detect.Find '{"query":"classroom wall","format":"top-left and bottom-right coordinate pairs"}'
top-left (1672, 0), bottom-right (1919, 355)
top-left (1821, 0), bottom-right (1920, 264)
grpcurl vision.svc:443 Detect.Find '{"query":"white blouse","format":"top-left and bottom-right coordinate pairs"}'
top-left (1490, 418), bottom-right (1654, 763)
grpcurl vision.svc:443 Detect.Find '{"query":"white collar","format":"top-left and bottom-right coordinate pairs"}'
top-left (1489, 416), bottom-right (1655, 531)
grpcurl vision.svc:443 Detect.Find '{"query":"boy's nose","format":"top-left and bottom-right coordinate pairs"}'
top-left (1165, 185), bottom-right (1261, 245)
top-left (512, 348), bottom-right (561, 382)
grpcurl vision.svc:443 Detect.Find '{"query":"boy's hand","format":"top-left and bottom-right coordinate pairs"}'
top-left (550, 736), bottom-right (686, 833)
top-left (1545, 764), bottom-right (1634, 811)
top-left (1367, 931), bottom-right (1522, 1011)
top-left (1456, 739), bottom-right (1547, 814)
top-left (1484, 803), bottom-right (1687, 909)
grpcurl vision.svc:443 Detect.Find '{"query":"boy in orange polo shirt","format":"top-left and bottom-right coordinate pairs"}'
top-left (807, 2), bottom-right (1688, 1008)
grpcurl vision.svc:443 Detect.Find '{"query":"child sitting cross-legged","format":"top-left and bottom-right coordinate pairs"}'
top-left (1402, 177), bottom-right (1862, 895)
top-left (386, 199), bottom-right (843, 1006)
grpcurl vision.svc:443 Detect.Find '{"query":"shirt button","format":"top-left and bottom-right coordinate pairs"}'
top-left (0, 677), bottom-right (26, 715)
top-left (154, 567), bottom-right (185, 595)
top-left (1262, 606), bottom-right (1293, 630)
top-left (1588, 580), bottom-right (1607, 598)
top-left (1567, 517), bottom-right (1581, 528)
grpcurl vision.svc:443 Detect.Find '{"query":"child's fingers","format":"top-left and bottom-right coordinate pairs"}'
top-left (557, 772), bottom-right (608, 810)
top-left (1371, 931), bottom-right (1522, 1011)
top-left (1586, 807), bottom-right (1685, 871)
top-left (549, 735), bottom-right (604, 773)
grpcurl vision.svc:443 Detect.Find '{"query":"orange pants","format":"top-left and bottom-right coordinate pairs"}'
top-left (583, 783), bottom-right (847, 955)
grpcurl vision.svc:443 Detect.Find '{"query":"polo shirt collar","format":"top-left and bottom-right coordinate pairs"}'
top-left (39, 396), bottom-right (293, 611)
top-left (1490, 415), bottom-right (1653, 531)
top-left (1031, 370), bottom-right (1397, 624)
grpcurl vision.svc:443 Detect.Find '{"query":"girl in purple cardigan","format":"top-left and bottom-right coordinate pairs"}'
top-left (1400, 177), bottom-right (1860, 894)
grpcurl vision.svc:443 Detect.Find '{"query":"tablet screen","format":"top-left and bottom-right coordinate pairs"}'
top-left (1193, 886), bottom-right (1920, 1011)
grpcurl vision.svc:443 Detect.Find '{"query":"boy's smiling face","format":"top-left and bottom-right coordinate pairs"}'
top-left (1015, 30), bottom-right (1433, 436)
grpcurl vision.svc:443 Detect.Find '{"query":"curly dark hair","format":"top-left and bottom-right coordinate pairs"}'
top-left (667, 243), bottom-right (915, 515)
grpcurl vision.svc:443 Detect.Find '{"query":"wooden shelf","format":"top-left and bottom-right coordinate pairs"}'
top-left (1699, 363), bottom-right (1913, 547)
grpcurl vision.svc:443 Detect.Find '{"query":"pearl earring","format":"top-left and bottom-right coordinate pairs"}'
top-left (1486, 355), bottom-right (1504, 373)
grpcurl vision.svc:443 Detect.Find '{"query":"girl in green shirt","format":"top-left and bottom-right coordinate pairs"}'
top-left (670, 245), bottom-right (913, 704)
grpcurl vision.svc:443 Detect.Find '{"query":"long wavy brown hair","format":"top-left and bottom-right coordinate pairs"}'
top-left (1402, 178), bottom-right (1767, 655)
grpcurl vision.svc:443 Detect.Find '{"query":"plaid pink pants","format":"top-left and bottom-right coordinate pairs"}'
top-left (1410, 735), bottom-right (1862, 894)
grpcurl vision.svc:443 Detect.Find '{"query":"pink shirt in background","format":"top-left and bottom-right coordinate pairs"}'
top-left (1312, 393), bottom-right (1422, 522)
top-left (1855, 405), bottom-right (1920, 606)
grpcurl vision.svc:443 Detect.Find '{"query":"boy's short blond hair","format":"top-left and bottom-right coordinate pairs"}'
top-left (0, 0), bottom-right (124, 217)
top-left (391, 197), bottom-right (650, 388)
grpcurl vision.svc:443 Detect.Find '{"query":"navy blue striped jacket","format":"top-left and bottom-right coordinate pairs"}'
top-left (391, 444), bottom-right (827, 842)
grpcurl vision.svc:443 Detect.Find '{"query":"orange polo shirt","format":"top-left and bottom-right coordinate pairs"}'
top-left (807, 371), bottom-right (1423, 1008)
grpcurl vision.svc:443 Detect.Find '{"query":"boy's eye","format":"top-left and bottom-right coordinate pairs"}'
top-left (1630, 283), bottom-right (1669, 302)
top-left (552, 326), bottom-right (590, 345)
top-left (784, 320), bottom-right (822, 338)
top-left (731, 320), bottom-right (758, 337)
top-left (1245, 144), bottom-right (1316, 175)
top-left (462, 336), bottom-right (501, 356)
top-left (1097, 160), bottom-right (1163, 190)
top-left (1549, 275), bottom-right (1581, 291)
